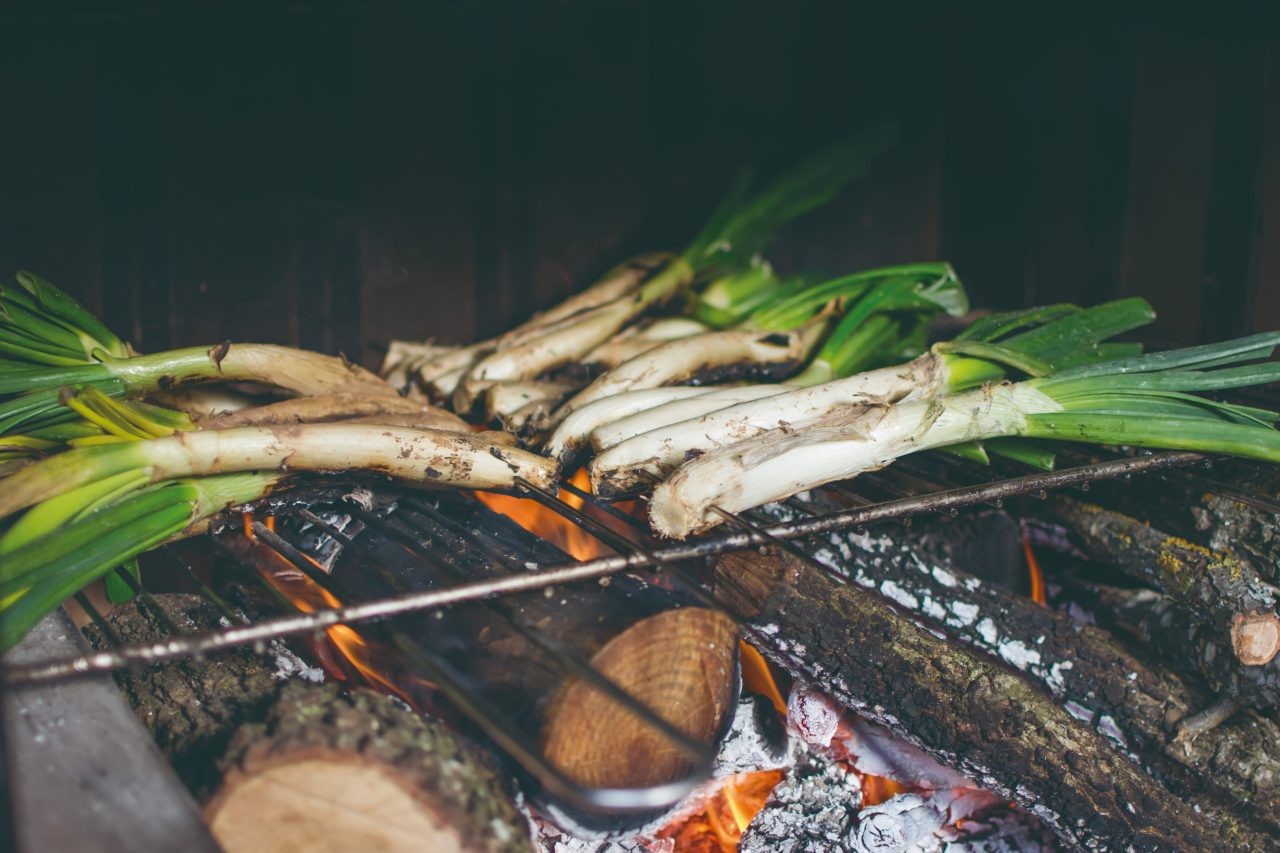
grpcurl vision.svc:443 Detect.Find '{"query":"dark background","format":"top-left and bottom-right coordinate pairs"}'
top-left (2, 0), bottom-right (1277, 367)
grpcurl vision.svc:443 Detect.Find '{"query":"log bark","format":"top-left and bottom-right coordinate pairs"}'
top-left (226, 491), bottom-right (739, 793)
top-left (771, 509), bottom-right (1280, 836)
top-left (82, 593), bottom-right (289, 798)
top-left (1082, 582), bottom-right (1280, 712)
top-left (205, 682), bottom-right (531, 853)
top-left (710, 547), bottom-right (1274, 851)
top-left (1036, 497), bottom-right (1280, 665)
top-left (1084, 458), bottom-right (1280, 584)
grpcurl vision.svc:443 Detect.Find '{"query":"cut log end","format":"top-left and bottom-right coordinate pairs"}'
top-left (206, 755), bottom-right (472, 853)
top-left (542, 607), bottom-right (739, 790)
top-left (1231, 611), bottom-right (1280, 666)
top-left (206, 683), bottom-right (531, 853)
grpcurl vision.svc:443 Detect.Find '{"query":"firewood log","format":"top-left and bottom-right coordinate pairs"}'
top-left (710, 546), bottom-right (1275, 851)
top-left (763, 506), bottom-right (1280, 837)
top-left (82, 593), bottom-right (289, 798)
top-left (204, 682), bottom-right (532, 853)
top-left (1036, 497), bottom-right (1280, 666)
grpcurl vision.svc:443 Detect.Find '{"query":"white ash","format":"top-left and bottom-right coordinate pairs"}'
top-left (740, 748), bottom-right (865, 853)
top-left (788, 686), bottom-right (843, 749)
top-left (941, 808), bottom-right (1058, 852)
top-left (838, 717), bottom-right (971, 791)
top-left (267, 638), bottom-right (325, 683)
top-left (716, 692), bottom-right (791, 776)
top-left (851, 788), bottom-right (1002, 853)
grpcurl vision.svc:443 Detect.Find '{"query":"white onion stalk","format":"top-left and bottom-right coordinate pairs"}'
top-left (551, 319), bottom-right (828, 425)
top-left (404, 252), bottom-right (674, 389)
top-left (0, 424), bottom-right (560, 521)
top-left (483, 380), bottom-right (581, 422)
top-left (589, 353), bottom-right (945, 497)
top-left (580, 317), bottom-right (712, 368)
top-left (650, 383), bottom-right (1057, 537)
top-left (589, 384), bottom-right (799, 453)
top-left (543, 386), bottom-right (721, 464)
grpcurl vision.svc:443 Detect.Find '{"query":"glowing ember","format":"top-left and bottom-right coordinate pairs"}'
top-left (473, 468), bottom-right (639, 561)
top-left (653, 770), bottom-right (785, 852)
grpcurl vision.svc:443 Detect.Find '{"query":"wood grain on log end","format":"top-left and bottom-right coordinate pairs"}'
top-left (1232, 611), bottom-right (1280, 666)
top-left (206, 683), bottom-right (531, 853)
top-left (542, 607), bottom-right (738, 789)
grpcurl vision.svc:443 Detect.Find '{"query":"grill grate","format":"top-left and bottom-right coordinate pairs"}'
top-left (0, 446), bottom-right (1237, 825)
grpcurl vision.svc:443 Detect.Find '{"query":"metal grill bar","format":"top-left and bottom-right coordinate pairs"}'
top-left (1, 449), bottom-right (1207, 687)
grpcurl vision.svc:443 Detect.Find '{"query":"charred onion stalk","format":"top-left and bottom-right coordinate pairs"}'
top-left (550, 262), bottom-right (966, 425)
top-left (591, 299), bottom-right (1154, 497)
top-left (451, 125), bottom-right (899, 408)
top-left (650, 334), bottom-right (1280, 536)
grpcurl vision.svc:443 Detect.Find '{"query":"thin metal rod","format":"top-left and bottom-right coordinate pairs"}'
top-left (72, 593), bottom-right (122, 649)
top-left (160, 547), bottom-right (245, 626)
top-left (2, 450), bottom-right (1202, 685)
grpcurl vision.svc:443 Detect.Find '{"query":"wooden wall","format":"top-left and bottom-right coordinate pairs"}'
top-left (1, 1), bottom-right (1277, 366)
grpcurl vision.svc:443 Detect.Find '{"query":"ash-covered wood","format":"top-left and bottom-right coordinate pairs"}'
top-left (1036, 497), bottom-right (1280, 666)
top-left (764, 504), bottom-right (1280, 836)
top-left (712, 547), bottom-right (1274, 851)
top-left (245, 492), bottom-right (739, 793)
top-left (82, 593), bottom-right (309, 798)
top-left (206, 682), bottom-right (531, 853)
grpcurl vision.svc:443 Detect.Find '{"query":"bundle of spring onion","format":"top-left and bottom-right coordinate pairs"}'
top-left (412, 124), bottom-right (901, 412)
top-left (648, 333), bottom-right (1280, 537)
top-left (583, 298), bottom-right (1155, 496)
top-left (544, 262), bottom-right (968, 461)
top-left (549, 262), bottom-right (966, 422)
top-left (0, 271), bottom-right (399, 437)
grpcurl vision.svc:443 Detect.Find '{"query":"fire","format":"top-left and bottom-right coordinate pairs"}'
top-left (242, 512), bottom-right (425, 705)
top-left (654, 770), bottom-right (786, 852)
top-left (1022, 534), bottom-right (1047, 606)
top-left (473, 468), bottom-right (637, 561)
top-left (739, 640), bottom-right (788, 718)
top-left (861, 773), bottom-right (908, 807)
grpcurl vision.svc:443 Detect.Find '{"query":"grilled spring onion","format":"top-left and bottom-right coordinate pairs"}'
top-left (0, 423), bottom-right (558, 523)
top-left (455, 124), bottom-right (899, 404)
top-left (0, 471), bottom-right (283, 653)
top-left (587, 299), bottom-right (1154, 497)
top-left (550, 262), bottom-right (964, 424)
top-left (649, 334), bottom-right (1280, 537)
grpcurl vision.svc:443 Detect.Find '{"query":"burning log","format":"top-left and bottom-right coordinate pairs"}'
top-left (1038, 497), bottom-right (1280, 666)
top-left (781, 511), bottom-right (1280, 834)
top-left (711, 547), bottom-right (1274, 850)
top-left (242, 493), bottom-right (740, 794)
top-left (204, 682), bottom-right (532, 853)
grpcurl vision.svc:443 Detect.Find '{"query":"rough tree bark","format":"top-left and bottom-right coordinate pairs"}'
top-left (711, 547), bottom-right (1274, 851)
top-left (205, 682), bottom-right (532, 853)
top-left (1034, 497), bottom-right (1280, 666)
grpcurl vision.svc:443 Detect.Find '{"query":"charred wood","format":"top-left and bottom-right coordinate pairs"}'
top-left (711, 546), bottom-right (1274, 851)
top-left (1034, 497), bottom-right (1280, 666)
top-left (205, 682), bottom-right (531, 853)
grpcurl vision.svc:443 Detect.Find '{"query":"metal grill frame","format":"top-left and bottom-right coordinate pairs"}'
top-left (0, 446), bottom-right (1228, 835)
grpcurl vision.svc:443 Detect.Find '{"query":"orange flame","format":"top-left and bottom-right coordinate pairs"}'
top-left (242, 512), bottom-right (425, 704)
top-left (861, 773), bottom-right (909, 807)
top-left (739, 640), bottom-right (788, 718)
top-left (1022, 534), bottom-right (1047, 606)
top-left (473, 468), bottom-right (638, 561)
top-left (654, 770), bottom-right (785, 851)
